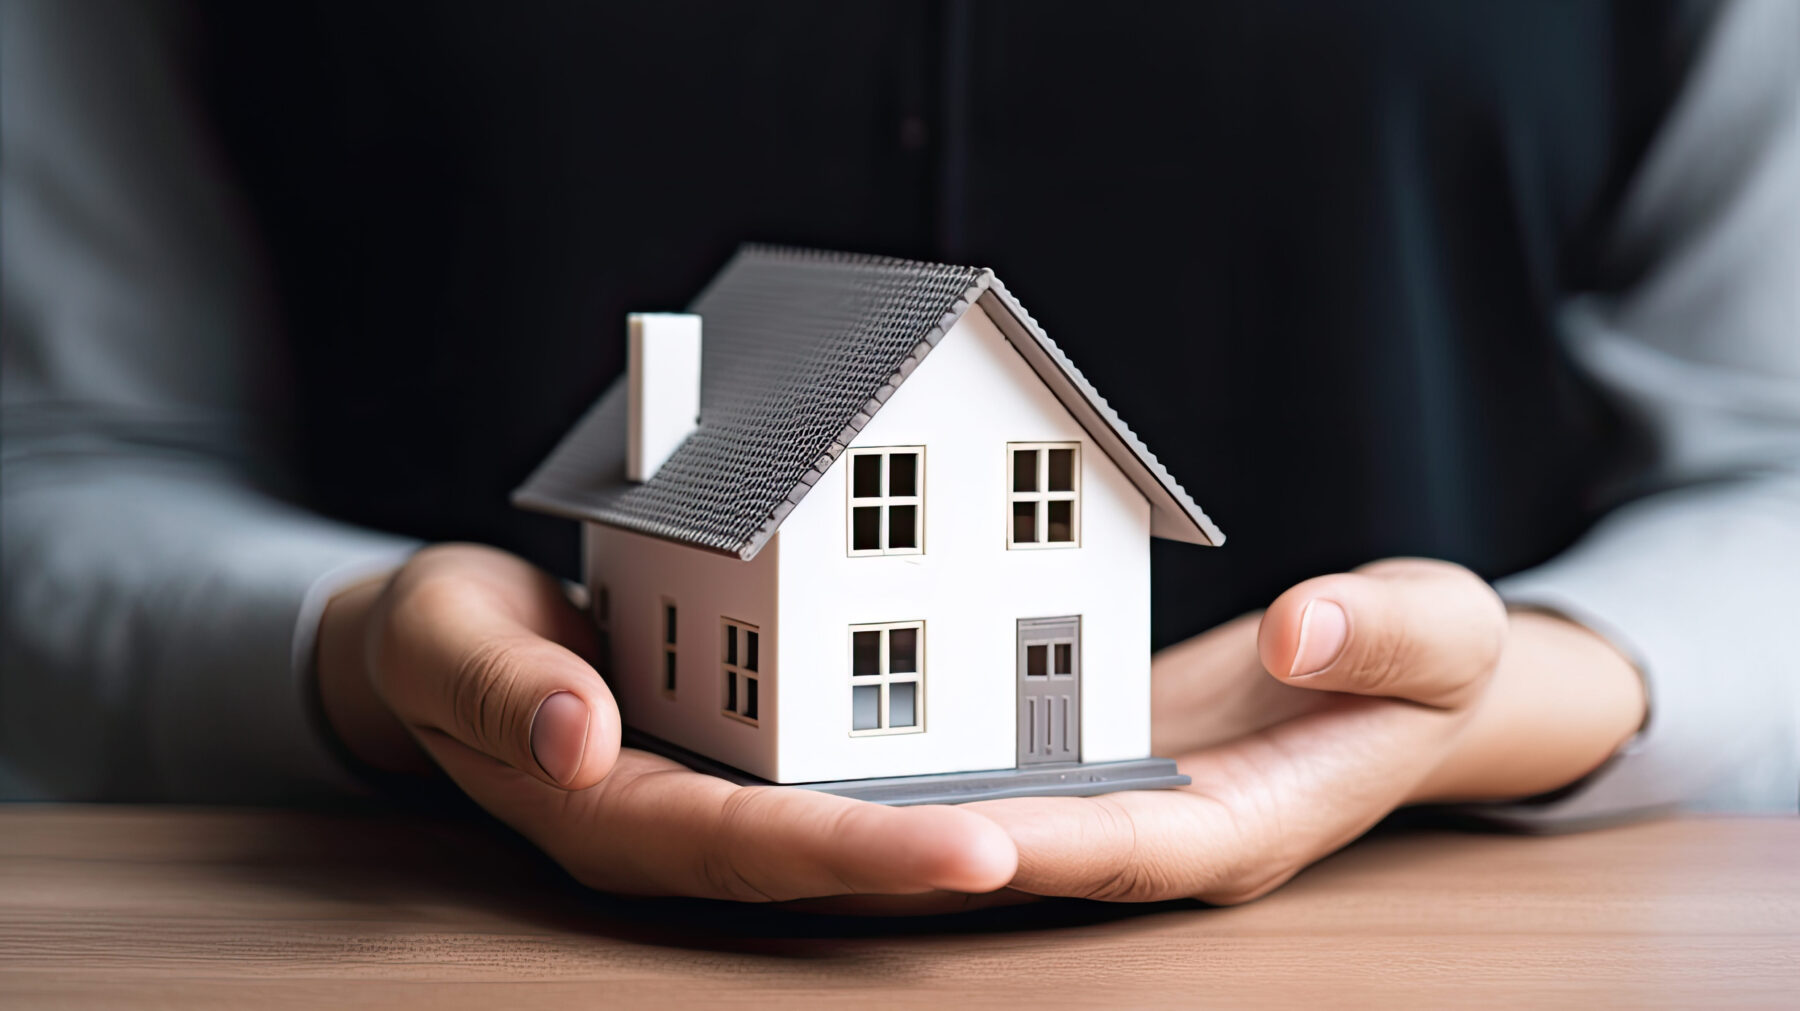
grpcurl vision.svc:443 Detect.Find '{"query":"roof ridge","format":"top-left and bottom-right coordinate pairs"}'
top-left (513, 247), bottom-right (1222, 557)
top-left (732, 267), bottom-right (994, 558)
top-left (738, 243), bottom-right (977, 275)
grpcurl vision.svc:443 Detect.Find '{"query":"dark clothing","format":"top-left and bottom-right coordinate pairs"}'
top-left (15, 0), bottom-right (1793, 810)
top-left (196, 1), bottom-right (1705, 645)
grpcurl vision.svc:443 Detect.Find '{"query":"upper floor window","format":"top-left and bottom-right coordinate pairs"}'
top-left (848, 447), bottom-right (924, 556)
top-left (1008, 442), bottom-right (1080, 548)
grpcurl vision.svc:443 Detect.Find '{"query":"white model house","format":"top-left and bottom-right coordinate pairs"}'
top-left (515, 246), bottom-right (1224, 803)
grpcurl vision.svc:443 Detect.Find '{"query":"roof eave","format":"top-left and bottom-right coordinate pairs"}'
top-left (512, 247), bottom-right (1223, 557)
top-left (975, 283), bottom-right (1225, 548)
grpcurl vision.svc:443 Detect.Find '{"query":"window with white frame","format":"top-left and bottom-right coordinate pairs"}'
top-left (660, 598), bottom-right (678, 695)
top-left (721, 618), bottom-right (760, 724)
top-left (1007, 442), bottom-right (1080, 548)
top-left (849, 621), bottom-right (923, 734)
top-left (847, 447), bottom-right (924, 555)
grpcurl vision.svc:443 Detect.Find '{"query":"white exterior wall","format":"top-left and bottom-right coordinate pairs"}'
top-left (773, 305), bottom-right (1152, 784)
top-left (584, 522), bottom-right (780, 780)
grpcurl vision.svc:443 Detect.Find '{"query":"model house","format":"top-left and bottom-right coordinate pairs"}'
top-left (514, 246), bottom-right (1224, 803)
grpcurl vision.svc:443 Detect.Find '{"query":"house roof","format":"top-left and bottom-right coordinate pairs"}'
top-left (512, 245), bottom-right (1224, 559)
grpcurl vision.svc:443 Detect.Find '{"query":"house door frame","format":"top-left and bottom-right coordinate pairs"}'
top-left (1017, 616), bottom-right (1080, 765)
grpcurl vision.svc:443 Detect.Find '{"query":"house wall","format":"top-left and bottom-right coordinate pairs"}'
top-left (774, 304), bottom-right (1153, 784)
top-left (583, 522), bottom-right (780, 780)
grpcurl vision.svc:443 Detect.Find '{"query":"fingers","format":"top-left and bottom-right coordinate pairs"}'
top-left (1255, 558), bottom-right (1506, 708)
top-left (1150, 612), bottom-right (1341, 756)
top-left (373, 545), bottom-right (621, 790)
top-left (423, 735), bottom-right (1018, 902)
top-left (970, 696), bottom-right (1461, 904)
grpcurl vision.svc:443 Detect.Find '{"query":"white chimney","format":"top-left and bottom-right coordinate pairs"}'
top-left (626, 312), bottom-right (702, 483)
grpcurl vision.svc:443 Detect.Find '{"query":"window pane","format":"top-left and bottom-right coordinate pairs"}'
top-left (852, 630), bottom-right (881, 677)
top-left (889, 626), bottom-right (918, 673)
top-left (1054, 643), bottom-right (1072, 675)
top-left (1012, 500), bottom-right (1037, 543)
top-left (725, 624), bottom-right (737, 666)
top-left (1047, 500), bottom-right (1074, 542)
top-left (852, 506), bottom-right (881, 551)
top-left (1048, 448), bottom-right (1075, 492)
top-left (888, 505), bottom-right (917, 549)
top-left (852, 684), bottom-right (880, 731)
top-left (1012, 449), bottom-right (1038, 492)
top-left (724, 669), bottom-right (737, 711)
top-left (665, 604), bottom-right (677, 645)
top-left (853, 453), bottom-right (882, 498)
top-left (745, 678), bottom-right (759, 720)
top-left (664, 651), bottom-right (676, 691)
top-left (745, 630), bottom-right (759, 672)
top-left (889, 680), bottom-right (917, 728)
top-left (1027, 644), bottom-right (1047, 677)
top-left (889, 452), bottom-right (917, 497)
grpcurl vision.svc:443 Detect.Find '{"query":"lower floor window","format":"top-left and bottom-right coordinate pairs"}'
top-left (849, 621), bottom-right (923, 734)
top-left (721, 618), bottom-right (760, 723)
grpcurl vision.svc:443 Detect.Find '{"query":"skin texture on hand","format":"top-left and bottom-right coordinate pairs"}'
top-left (317, 544), bottom-right (621, 789)
top-left (318, 551), bottom-right (1641, 906)
top-left (964, 559), bottom-right (1646, 905)
top-left (316, 543), bottom-right (1018, 903)
top-left (424, 730), bottom-right (1018, 901)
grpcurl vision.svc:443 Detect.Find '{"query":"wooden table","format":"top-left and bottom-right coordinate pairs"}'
top-left (1, 807), bottom-right (1794, 1008)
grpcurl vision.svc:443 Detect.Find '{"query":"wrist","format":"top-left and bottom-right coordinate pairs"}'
top-left (1408, 609), bottom-right (1646, 805)
top-left (316, 570), bottom-right (431, 774)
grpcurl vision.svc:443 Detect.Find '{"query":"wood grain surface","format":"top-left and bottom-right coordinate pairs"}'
top-left (1, 807), bottom-right (1795, 1008)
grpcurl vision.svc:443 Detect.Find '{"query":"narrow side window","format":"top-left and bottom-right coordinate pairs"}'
top-left (721, 618), bottom-right (761, 725)
top-left (593, 584), bottom-right (612, 676)
top-left (661, 598), bottom-right (678, 695)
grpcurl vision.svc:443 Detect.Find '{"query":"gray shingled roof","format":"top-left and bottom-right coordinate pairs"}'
top-left (513, 245), bottom-right (1223, 559)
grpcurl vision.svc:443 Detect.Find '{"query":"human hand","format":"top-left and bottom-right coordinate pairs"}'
top-left (967, 559), bottom-right (1645, 904)
top-left (422, 732), bottom-right (1018, 902)
top-left (318, 544), bottom-right (1017, 901)
top-left (316, 543), bottom-right (622, 789)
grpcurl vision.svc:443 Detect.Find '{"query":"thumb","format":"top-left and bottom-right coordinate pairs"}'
top-left (373, 548), bottom-right (623, 790)
top-left (1256, 558), bottom-right (1506, 708)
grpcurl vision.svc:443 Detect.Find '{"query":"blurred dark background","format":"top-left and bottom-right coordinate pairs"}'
top-left (190, 0), bottom-right (1708, 646)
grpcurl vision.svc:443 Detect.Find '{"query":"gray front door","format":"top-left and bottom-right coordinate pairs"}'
top-left (1017, 616), bottom-right (1080, 765)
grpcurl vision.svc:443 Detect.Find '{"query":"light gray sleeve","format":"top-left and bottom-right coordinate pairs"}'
top-left (0, 1), bottom-right (418, 801)
top-left (1485, 0), bottom-right (1800, 824)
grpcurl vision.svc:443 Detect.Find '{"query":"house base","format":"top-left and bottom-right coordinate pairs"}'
top-left (623, 729), bottom-right (1191, 806)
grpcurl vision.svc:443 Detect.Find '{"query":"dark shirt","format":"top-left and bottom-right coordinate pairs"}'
top-left (196, 0), bottom-right (1705, 645)
top-left (11, 0), bottom-right (1793, 808)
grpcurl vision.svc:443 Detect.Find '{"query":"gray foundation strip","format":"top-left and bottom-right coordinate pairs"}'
top-left (623, 728), bottom-right (1190, 806)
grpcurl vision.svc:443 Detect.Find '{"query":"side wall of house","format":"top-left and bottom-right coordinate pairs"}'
top-left (584, 522), bottom-right (780, 780)
top-left (774, 304), bottom-right (1153, 784)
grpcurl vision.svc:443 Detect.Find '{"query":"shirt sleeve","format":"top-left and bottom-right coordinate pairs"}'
top-left (1482, 0), bottom-right (1800, 826)
top-left (0, 0), bottom-right (419, 801)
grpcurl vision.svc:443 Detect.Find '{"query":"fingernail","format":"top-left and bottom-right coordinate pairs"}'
top-left (1289, 600), bottom-right (1348, 678)
top-left (530, 691), bottom-right (590, 785)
